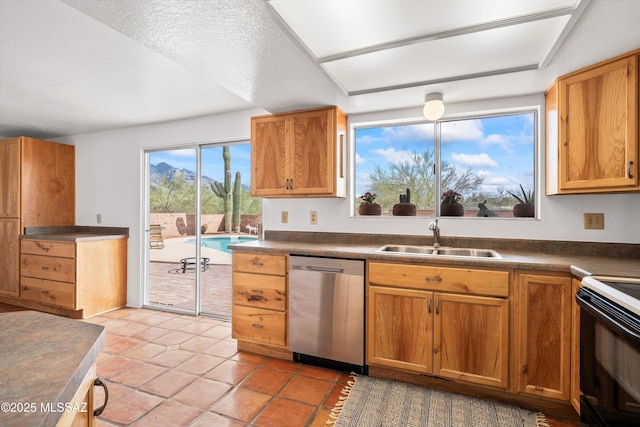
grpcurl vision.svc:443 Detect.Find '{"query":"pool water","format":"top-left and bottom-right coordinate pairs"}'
top-left (187, 236), bottom-right (256, 254)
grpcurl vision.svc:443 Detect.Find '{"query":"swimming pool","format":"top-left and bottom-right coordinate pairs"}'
top-left (187, 236), bottom-right (256, 254)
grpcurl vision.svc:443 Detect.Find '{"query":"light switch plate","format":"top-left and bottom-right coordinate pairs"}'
top-left (281, 211), bottom-right (288, 223)
top-left (584, 213), bottom-right (604, 229)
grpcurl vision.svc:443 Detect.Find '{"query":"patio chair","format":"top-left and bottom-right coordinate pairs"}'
top-left (149, 224), bottom-right (164, 249)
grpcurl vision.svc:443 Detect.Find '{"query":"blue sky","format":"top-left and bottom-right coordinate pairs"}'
top-left (150, 144), bottom-right (253, 187)
top-left (355, 113), bottom-right (535, 198)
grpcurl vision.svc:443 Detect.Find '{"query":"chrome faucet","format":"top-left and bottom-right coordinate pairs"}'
top-left (428, 219), bottom-right (441, 248)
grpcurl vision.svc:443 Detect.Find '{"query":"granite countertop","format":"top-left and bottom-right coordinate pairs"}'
top-left (0, 311), bottom-right (105, 427)
top-left (229, 234), bottom-right (640, 279)
top-left (21, 226), bottom-right (129, 242)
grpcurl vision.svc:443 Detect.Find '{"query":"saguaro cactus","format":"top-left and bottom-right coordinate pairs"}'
top-left (210, 146), bottom-right (242, 233)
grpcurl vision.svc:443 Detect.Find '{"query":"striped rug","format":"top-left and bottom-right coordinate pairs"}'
top-left (329, 374), bottom-right (548, 427)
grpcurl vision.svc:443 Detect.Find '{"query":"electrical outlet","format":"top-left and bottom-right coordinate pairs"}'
top-left (310, 211), bottom-right (318, 224)
top-left (584, 213), bottom-right (604, 230)
top-left (281, 211), bottom-right (288, 223)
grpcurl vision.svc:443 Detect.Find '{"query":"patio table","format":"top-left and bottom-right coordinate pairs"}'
top-left (179, 257), bottom-right (210, 273)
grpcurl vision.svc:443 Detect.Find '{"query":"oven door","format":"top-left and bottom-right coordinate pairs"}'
top-left (577, 287), bottom-right (640, 426)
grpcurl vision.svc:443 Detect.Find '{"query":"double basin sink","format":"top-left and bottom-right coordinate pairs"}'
top-left (375, 244), bottom-right (502, 259)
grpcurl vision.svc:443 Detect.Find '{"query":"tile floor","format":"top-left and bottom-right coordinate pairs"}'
top-left (85, 307), bottom-right (348, 427)
top-left (0, 303), bottom-right (579, 427)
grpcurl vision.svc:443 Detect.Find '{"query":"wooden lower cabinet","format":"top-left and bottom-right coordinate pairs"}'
top-left (570, 278), bottom-right (581, 414)
top-left (367, 261), bottom-right (510, 389)
top-left (56, 364), bottom-right (102, 427)
top-left (516, 272), bottom-right (572, 401)
top-left (0, 218), bottom-right (20, 297)
top-left (231, 252), bottom-right (289, 354)
top-left (19, 238), bottom-right (127, 318)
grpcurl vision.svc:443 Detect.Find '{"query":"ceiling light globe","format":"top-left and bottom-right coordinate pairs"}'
top-left (423, 93), bottom-right (445, 121)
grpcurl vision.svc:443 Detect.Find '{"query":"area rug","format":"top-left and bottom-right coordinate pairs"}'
top-left (328, 374), bottom-right (548, 427)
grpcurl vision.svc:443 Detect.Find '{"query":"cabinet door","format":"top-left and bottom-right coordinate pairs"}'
top-left (434, 292), bottom-right (509, 388)
top-left (516, 273), bottom-right (572, 400)
top-left (0, 218), bottom-right (20, 296)
top-left (289, 108), bottom-right (334, 195)
top-left (367, 286), bottom-right (432, 373)
top-left (251, 115), bottom-right (289, 196)
top-left (22, 138), bottom-right (75, 226)
top-left (0, 138), bottom-right (21, 218)
top-left (558, 54), bottom-right (638, 192)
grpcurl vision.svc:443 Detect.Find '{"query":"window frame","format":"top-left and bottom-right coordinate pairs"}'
top-left (350, 107), bottom-right (539, 219)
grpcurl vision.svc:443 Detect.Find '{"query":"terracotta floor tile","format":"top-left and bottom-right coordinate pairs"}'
top-left (309, 408), bottom-right (333, 427)
top-left (201, 338), bottom-right (237, 357)
top-left (200, 324), bottom-right (232, 339)
top-left (179, 320), bottom-right (221, 335)
top-left (279, 375), bottom-right (333, 406)
top-left (204, 360), bottom-right (257, 385)
top-left (179, 335), bottom-right (219, 352)
top-left (110, 362), bottom-right (168, 388)
top-left (230, 352), bottom-right (267, 365)
top-left (131, 326), bottom-right (172, 341)
top-left (211, 387), bottom-right (271, 422)
top-left (156, 317), bottom-right (194, 331)
top-left (97, 355), bottom-right (145, 379)
top-left (139, 370), bottom-right (199, 398)
top-left (103, 335), bottom-right (144, 355)
top-left (129, 399), bottom-right (201, 427)
top-left (299, 364), bottom-right (341, 382)
top-left (173, 377), bottom-right (232, 409)
top-left (124, 342), bottom-right (167, 362)
top-left (263, 358), bottom-right (301, 373)
top-left (148, 349), bottom-right (196, 368)
top-left (241, 367), bottom-right (293, 395)
top-left (322, 382), bottom-right (350, 410)
top-left (152, 330), bottom-right (194, 346)
top-left (253, 397), bottom-right (316, 427)
top-left (137, 313), bottom-right (175, 326)
top-left (109, 321), bottom-right (152, 337)
top-left (94, 380), bottom-right (131, 406)
top-left (189, 411), bottom-right (245, 427)
top-left (100, 309), bottom-right (134, 319)
top-left (99, 318), bottom-right (131, 332)
top-left (175, 353), bottom-right (225, 375)
top-left (99, 390), bottom-right (164, 425)
top-left (120, 309), bottom-right (156, 322)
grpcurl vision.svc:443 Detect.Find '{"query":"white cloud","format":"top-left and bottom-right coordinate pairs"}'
top-left (372, 148), bottom-right (414, 164)
top-left (381, 123), bottom-right (433, 142)
top-left (354, 152), bottom-right (365, 165)
top-left (441, 120), bottom-right (484, 142)
top-left (450, 152), bottom-right (498, 168)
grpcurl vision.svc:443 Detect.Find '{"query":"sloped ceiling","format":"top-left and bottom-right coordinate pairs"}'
top-left (0, 0), bottom-right (639, 139)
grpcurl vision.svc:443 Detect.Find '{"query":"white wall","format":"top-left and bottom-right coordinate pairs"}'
top-left (59, 97), bottom-right (639, 309)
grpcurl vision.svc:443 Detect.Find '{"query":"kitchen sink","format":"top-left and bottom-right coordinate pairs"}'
top-left (375, 245), bottom-right (502, 259)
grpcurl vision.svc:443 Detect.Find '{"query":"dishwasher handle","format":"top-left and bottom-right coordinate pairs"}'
top-left (291, 265), bottom-right (345, 274)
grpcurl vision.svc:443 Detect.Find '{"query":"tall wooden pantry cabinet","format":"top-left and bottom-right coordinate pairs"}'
top-left (0, 137), bottom-right (75, 297)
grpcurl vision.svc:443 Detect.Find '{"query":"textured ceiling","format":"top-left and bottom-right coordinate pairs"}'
top-left (0, 0), bottom-right (639, 139)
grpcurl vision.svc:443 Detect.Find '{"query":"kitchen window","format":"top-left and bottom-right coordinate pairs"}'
top-left (353, 111), bottom-right (536, 218)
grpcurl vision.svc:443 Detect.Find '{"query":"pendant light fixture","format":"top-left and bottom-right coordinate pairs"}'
top-left (423, 92), bottom-right (445, 121)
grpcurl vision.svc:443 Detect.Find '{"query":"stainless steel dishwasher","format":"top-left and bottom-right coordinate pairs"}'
top-left (289, 256), bottom-right (366, 373)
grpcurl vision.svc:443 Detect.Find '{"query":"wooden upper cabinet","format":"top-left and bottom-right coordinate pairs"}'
top-left (516, 273), bottom-right (572, 401)
top-left (547, 50), bottom-right (639, 194)
top-left (0, 138), bottom-right (21, 218)
top-left (21, 137), bottom-right (75, 227)
top-left (251, 106), bottom-right (347, 198)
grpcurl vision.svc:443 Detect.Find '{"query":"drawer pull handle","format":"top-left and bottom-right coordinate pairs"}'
top-left (36, 242), bottom-right (49, 252)
top-left (251, 324), bottom-right (264, 329)
top-left (251, 289), bottom-right (264, 294)
top-left (42, 290), bottom-right (49, 294)
top-left (535, 386), bottom-right (544, 392)
top-left (252, 262), bottom-right (264, 266)
top-left (93, 378), bottom-right (109, 416)
top-left (425, 276), bottom-right (441, 281)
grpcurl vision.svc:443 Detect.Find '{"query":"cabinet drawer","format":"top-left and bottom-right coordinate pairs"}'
top-left (232, 305), bottom-right (286, 346)
top-left (233, 272), bottom-right (286, 311)
top-left (21, 254), bottom-right (75, 283)
top-left (368, 262), bottom-right (509, 297)
top-left (233, 252), bottom-right (287, 276)
top-left (21, 240), bottom-right (75, 258)
top-left (21, 276), bottom-right (75, 308)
